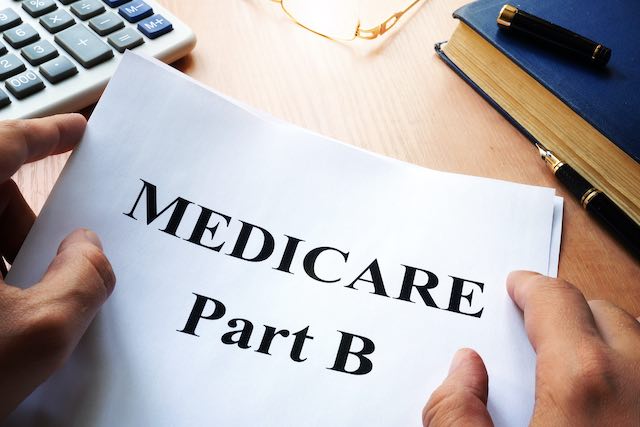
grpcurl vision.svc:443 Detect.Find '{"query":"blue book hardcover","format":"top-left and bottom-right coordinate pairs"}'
top-left (435, 0), bottom-right (640, 164)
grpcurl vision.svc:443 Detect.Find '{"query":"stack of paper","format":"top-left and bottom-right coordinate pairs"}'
top-left (6, 53), bottom-right (562, 427)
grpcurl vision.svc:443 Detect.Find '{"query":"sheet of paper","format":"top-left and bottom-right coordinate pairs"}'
top-left (6, 53), bottom-right (561, 427)
top-left (548, 197), bottom-right (563, 277)
top-left (106, 48), bottom-right (565, 280)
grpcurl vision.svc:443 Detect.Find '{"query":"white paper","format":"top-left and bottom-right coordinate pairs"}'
top-left (548, 197), bottom-right (564, 278)
top-left (5, 53), bottom-right (562, 427)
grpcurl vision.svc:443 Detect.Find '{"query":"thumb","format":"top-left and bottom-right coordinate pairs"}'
top-left (0, 229), bottom-right (115, 418)
top-left (423, 348), bottom-right (493, 427)
top-left (26, 228), bottom-right (116, 362)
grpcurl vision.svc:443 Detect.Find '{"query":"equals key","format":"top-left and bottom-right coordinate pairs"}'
top-left (108, 28), bottom-right (144, 53)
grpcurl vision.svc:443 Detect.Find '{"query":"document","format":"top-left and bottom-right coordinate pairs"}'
top-left (6, 53), bottom-right (562, 426)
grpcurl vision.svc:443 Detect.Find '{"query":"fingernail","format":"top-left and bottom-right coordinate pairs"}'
top-left (83, 229), bottom-right (103, 249)
top-left (448, 349), bottom-right (468, 374)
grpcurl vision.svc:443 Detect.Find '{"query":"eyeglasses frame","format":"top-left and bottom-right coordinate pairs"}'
top-left (270, 0), bottom-right (424, 41)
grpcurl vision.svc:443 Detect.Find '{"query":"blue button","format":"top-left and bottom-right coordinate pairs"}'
top-left (118, 1), bottom-right (152, 23)
top-left (103, 0), bottom-right (129, 6)
top-left (137, 14), bottom-right (172, 39)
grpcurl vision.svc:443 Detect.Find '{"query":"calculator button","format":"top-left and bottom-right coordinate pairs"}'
top-left (21, 39), bottom-right (58, 65)
top-left (137, 14), bottom-right (172, 39)
top-left (0, 89), bottom-right (10, 109)
top-left (103, 0), bottom-right (129, 7)
top-left (0, 8), bottom-right (22, 32)
top-left (40, 9), bottom-right (75, 33)
top-left (118, 1), bottom-right (153, 23)
top-left (55, 24), bottom-right (113, 68)
top-left (89, 11), bottom-right (124, 36)
top-left (3, 23), bottom-right (40, 49)
top-left (39, 55), bottom-right (78, 83)
top-left (0, 53), bottom-right (27, 80)
top-left (22, 0), bottom-right (57, 18)
top-left (70, 0), bottom-right (106, 21)
top-left (107, 27), bottom-right (143, 52)
top-left (5, 69), bottom-right (45, 99)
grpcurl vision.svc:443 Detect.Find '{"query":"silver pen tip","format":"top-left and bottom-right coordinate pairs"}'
top-left (534, 142), bottom-right (547, 159)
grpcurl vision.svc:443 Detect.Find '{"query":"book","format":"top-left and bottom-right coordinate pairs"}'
top-left (435, 0), bottom-right (640, 225)
top-left (6, 53), bottom-right (562, 426)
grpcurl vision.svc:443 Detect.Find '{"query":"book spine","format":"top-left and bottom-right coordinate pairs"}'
top-left (434, 42), bottom-right (541, 149)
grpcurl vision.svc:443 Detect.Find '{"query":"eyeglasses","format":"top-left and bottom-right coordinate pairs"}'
top-left (270, 0), bottom-right (424, 41)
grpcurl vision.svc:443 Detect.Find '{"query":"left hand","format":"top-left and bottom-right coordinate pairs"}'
top-left (0, 114), bottom-right (117, 419)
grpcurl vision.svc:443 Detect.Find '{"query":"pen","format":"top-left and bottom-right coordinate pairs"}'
top-left (0, 255), bottom-right (6, 278)
top-left (497, 4), bottom-right (611, 67)
top-left (535, 142), bottom-right (640, 259)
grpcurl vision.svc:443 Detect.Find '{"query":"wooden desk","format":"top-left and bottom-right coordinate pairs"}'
top-left (13, 0), bottom-right (640, 314)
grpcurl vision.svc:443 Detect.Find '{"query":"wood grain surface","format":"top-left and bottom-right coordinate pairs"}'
top-left (12, 0), bottom-right (639, 314)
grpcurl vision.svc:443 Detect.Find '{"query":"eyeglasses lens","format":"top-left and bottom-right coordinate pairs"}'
top-left (280, 0), bottom-right (360, 40)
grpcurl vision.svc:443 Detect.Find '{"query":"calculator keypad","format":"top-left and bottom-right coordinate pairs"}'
top-left (70, 0), bottom-right (105, 21)
top-left (21, 39), bottom-right (58, 65)
top-left (107, 27), bottom-right (141, 52)
top-left (5, 69), bottom-right (45, 98)
top-left (88, 11), bottom-right (123, 36)
top-left (0, 8), bottom-right (21, 32)
top-left (137, 14), bottom-right (170, 39)
top-left (39, 54), bottom-right (76, 82)
top-left (0, 88), bottom-right (10, 107)
top-left (118, 1), bottom-right (152, 23)
top-left (55, 23), bottom-right (113, 67)
top-left (22, 0), bottom-right (58, 18)
top-left (103, 0), bottom-right (128, 7)
top-left (4, 23), bottom-right (40, 48)
top-left (0, 53), bottom-right (26, 79)
top-left (39, 9), bottom-right (75, 33)
top-left (0, 0), bottom-right (176, 106)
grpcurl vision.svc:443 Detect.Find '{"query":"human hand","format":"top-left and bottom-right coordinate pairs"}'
top-left (0, 114), bottom-right (116, 419)
top-left (422, 271), bottom-right (640, 426)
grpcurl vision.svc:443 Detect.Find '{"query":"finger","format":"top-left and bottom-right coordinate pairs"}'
top-left (0, 179), bottom-right (35, 263)
top-left (0, 229), bottom-right (114, 418)
top-left (0, 114), bottom-right (86, 183)
top-left (25, 229), bottom-right (116, 354)
top-left (506, 271), bottom-right (600, 354)
top-left (588, 300), bottom-right (640, 356)
top-left (423, 348), bottom-right (493, 427)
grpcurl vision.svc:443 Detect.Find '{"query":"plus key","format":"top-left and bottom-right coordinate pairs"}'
top-left (54, 24), bottom-right (113, 68)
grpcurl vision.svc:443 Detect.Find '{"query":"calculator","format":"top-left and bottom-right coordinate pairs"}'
top-left (0, 0), bottom-right (195, 120)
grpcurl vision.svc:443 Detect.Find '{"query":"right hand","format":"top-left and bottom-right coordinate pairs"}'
top-left (422, 271), bottom-right (640, 426)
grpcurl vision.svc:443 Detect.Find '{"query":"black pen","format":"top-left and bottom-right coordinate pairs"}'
top-left (497, 4), bottom-right (611, 67)
top-left (0, 255), bottom-right (6, 278)
top-left (535, 142), bottom-right (640, 259)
